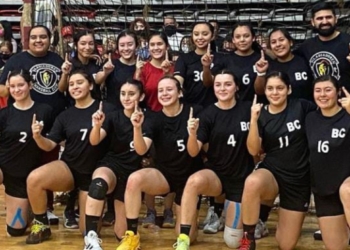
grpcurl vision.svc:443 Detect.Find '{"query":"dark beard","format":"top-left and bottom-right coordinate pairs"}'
top-left (315, 24), bottom-right (336, 37)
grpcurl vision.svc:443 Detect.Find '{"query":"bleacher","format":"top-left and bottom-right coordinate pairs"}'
top-left (1, 0), bottom-right (350, 47)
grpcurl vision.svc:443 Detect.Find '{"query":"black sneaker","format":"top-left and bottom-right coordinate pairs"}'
top-left (26, 220), bottom-right (51, 244)
top-left (64, 209), bottom-right (78, 229)
top-left (102, 210), bottom-right (115, 226)
top-left (47, 210), bottom-right (59, 225)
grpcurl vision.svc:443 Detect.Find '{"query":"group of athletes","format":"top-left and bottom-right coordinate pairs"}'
top-left (0, 1), bottom-right (350, 250)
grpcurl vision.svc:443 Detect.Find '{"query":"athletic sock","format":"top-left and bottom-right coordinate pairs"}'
top-left (127, 218), bottom-right (139, 234)
top-left (214, 202), bottom-right (224, 217)
top-left (259, 204), bottom-right (272, 222)
top-left (107, 196), bottom-right (114, 213)
top-left (243, 224), bottom-right (256, 240)
top-left (180, 224), bottom-right (191, 236)
top-left (85, 214), bottom-right (100, 233)
top-left (34, 212), bottom-right (49, 225)
top-left (65, 189), bottom-right (78, 212)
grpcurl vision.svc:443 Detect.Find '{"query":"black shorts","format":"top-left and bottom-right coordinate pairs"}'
top-left (98, 156), bottom-right (138, 202)
top-left (70, 168), bottom-right (92, 192)
top-left (216, 173), bottom-right (245, 203)
top-left (2, 172), bottom-right (27, 199)
top-left (159, 169), bottom-right (189, 206)
top-left (314, 192), bottom-right (343, 217)
top-left (257, 163), bottom-right (310, 212)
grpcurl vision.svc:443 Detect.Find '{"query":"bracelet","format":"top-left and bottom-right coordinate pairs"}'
top-left (257, 72), bottom-right (266, 77)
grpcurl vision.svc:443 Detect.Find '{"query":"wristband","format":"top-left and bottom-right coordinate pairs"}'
top-left (257, 72), bottom-right (266, 77)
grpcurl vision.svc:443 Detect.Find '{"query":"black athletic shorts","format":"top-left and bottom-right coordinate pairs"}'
top-left (70, 168), bottom-right (92, 192)
top-left (2, 172), bottom-right (27, 199)
top-left (257, 162), bottom-right (310, 212)
top-left (98, 155), bottom-right (139, 202)
top-left (216, 173), bottom-right (245, 203)
top-left (314, 192), bottom-right (344, 217)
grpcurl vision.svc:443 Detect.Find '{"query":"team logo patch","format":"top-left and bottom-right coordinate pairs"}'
top-left (310, 51), bottom-right (340, 80)
top-left (30, 64), bottom-right (61, 95)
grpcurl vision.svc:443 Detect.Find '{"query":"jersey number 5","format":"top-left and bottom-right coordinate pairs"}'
top-left (177, 139), bottom-right (185, 152)
top-left (19, 132), bottom-right (27, 143)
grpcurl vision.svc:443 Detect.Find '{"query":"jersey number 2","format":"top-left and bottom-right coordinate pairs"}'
top-left (19, 132), bottom-right (27, 143)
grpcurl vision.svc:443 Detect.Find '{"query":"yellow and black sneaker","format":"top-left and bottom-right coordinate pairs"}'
top-left (26, 219), bottom-right (51, 244)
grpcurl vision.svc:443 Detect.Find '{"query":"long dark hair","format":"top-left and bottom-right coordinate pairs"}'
top-left (0, 21), bottom-right (15, 41)
top-left (231, 22), bottom-right (261, 53)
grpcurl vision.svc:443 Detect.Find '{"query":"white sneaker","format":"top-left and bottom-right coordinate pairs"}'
top-left (47, 210), bottom-right (59, 225)
top-left (199, 206), bottom-right (214, 229)
top-left (84, 231), bottom-right (102, 250)
top-left (254, 219), bottom-right (269, 239)
top-left (203, 213), bottom-right (222, 234)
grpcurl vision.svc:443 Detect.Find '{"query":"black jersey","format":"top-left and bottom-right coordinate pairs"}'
top-left (306, 109), bottom-right (350, 196)
top-left (259, 98), bottom-right (316, 180)
top-left (47, 100), bottom-right (116, 174)
top-left (212, 51), bottom-right (261, 102)
top-left (197, 101), bottom-right (254, 178)
top-left (102, 109), bottom-right (146, 172)
top-left (143, 104), bottom-right (203, 178)
top-left (0, 102), bottom-right (52, 178)
top-left (0, 51), bottom-right (66, 118)
top-left (296, 33), bottom-right (350, 91)
top-left (105, 59), bottom-right (136, 108)
top-left (174, 51), bottom-right (217, 107)
top-left (269, 55), bottom-right (313, 101)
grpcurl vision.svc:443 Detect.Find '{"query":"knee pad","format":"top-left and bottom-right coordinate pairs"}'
top-left (224, 226), bottom-right (243, 248)
top-left (88, 178), bottom-right (108, 200)
top-left (7, 225), bottom-right (27, 237)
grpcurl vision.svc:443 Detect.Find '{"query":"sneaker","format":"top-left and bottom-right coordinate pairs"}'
top-left (83, 230), bottom-right (102, 250)
top-left (47, 210), bottom-right (59, 225)
top-left (199, 206), bottom-right (214, 229)
top-left (26, 220), bottom-right (51, 244)
top-left (162, 209), bottom-right (175, 228)
top-left (116, 231), bottom-right (141, 250)
top-left (239, 232), bottom-right (256, 250)
top-left (102, 210), bottom-right (115, 226)
top-left (64, 209), bottom-right (79, 229)
top-left (313, 230), bottom-right (322, 241)
top-left (203, 213), bottom-right (222, 234)
top-left (142, 209), bottom-right (156, 228)
top-left (75, 208), bottom-right (80, 221)
top-left (173, 233), bottom-right (190, 250)
top-left (254, 219), bottom-right (269, 239)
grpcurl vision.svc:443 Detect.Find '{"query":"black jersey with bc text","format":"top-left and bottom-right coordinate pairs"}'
top-left (269, 55), bottom-right (313, 101)
top-left (174, 51), bottom-right (217, 107)
top-left (212, 51), bottom-right (261, 102)
top-left (105, 59), bottom-right (136, 108)
top-left (0, 103), bottom-right (52, 178)
top-left (0, 51), bottom-right (66, 118)
top-left (47, 101), bottom-right (116, 174)
top-left (295, 33), bottom-right (350, 91)
top-left (102, 109), bottom-right (147, 171)
top-left (143, 104), bottom-right (203, 179)
top-left (197, 101), bottom-right (254, 178)
top-left (306, 109), bottom-right (350, 196)
top-left (259, 98), bottom-right (316, 181)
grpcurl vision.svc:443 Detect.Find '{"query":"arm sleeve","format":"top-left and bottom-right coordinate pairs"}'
top-left (174, 54), bottom-right (187, 76)
top-left (211, 52), bottom-right (227, 75)
top-left (300, 99), bottom-right (317, 114)
top-left (46, 114), bottom-right (66, 143)
top-left (196, 110), bottom-right (209, 144)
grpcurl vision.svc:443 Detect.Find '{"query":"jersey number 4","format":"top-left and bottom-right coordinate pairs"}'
top-left (227, 134), bottom-right (236, 147)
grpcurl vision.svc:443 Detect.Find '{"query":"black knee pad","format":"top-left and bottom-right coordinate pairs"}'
top-left (88, 178), bottom-right (108, 200)
top-left (7, 225), bottom-right (27, 237)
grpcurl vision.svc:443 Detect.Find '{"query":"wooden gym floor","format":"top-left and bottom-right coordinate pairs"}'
top-left (0, 186), bottom-right (341, 250)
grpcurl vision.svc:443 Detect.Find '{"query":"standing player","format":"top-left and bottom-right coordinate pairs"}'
top-left (174, 70), bottom-right (254, 250)
top-left (306, 75), bottom-right (350, 250)
top-left (26, 70), bottom-right (115, 244)
top-left (255, 28), bottom-right (313, 101)
top-left (116, 76), bottom-right (202, 250)
top-left (296, 2), bottom-right (350, 91)
top-left (240, 71), bottom-right (316, 250)
top-left (174, 22), bottom-right (217, 108)
top-left (0, 70), bottom-right (52, 237)
top-left (83, 79), bottom-right (145, 249)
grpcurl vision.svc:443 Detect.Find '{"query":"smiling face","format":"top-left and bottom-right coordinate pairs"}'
top-left (157, 78), bottom-right (181, 107)
top-left (213, 73), bottom-right (237, 103)
top-left (312, 10), bottom-right (337, 37)
top-left (28, 27), bottom-right (50, 56)
top-left (117, 35), bottom-right (137, 60)
top-left (192, 23), bottom-right (213, 50)
top-left (77, 34), bottom-right (95, 59)
top-left (68, 73), bottom-right (93, 101)
top-left (149, 35), bottom-right (167, 60)
top-left (314, 80), bottom-right (339, 111)
top-left (269, 30), bottom-right (292, 60)
top-left (265, 76), bottom-right (290, 108)
top-left (8, 75), bottom-right (32, 102)
top-left (232, 25), bottom-right (254, 54)
top-left (120, 83), bottom-right (144, 111)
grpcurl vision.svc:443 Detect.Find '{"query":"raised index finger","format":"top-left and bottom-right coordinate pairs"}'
top-left (99, 101), bottom-right (103, 112)
top-left (189, 107), bottom-right (193, 119)
top-left (32, 114), bottom-right (37, 125)
top-left (134, 101), bottom-right (139, 113)
top-left (342, 87), bottom-right (350, 97)
top-left (252, 94), bottom-right (257, 106)
top-left (207, 43), bottom-right (211, 55)
top-left (260, 50), bottom-right (265, 61)
top-left (108, 53), bottom-right (112, 62)
top-left (165, 50), bottom-right (169, 61)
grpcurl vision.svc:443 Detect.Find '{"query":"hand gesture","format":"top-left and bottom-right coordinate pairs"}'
top-left (92, 101), bottom-right (105, 127)
top-left (61, 53), bottom-right (72, 75)
top-left (251, 95), bottom-right (263, 121)
top-left (136, 55), bottom-right (145, 70)
top-left (103, 53), bottom-right (115, 74)
top-left (187, 107), bottom-right (200, 136)
top-left (255, 50), bottom-right (268, 75)
top-left (201, 43), bottom-right (213, 67)
top-left (161, 50), bottom-right (172, 74)
top-left (130, 101), bottom-right (144, 128)
top-left (32, 114), bottom-right (44, 138)
top-left (339, 87), bottom-right (350, 113)
top-left (90, 54), bottom-right (103, 65)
